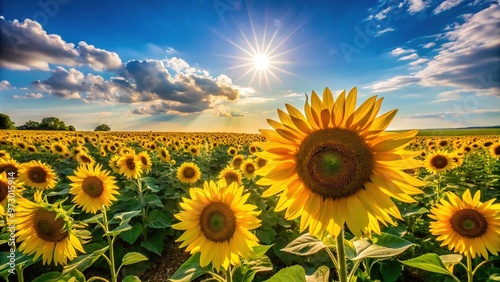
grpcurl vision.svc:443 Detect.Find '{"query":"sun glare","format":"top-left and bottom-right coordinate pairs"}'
top-left (214, 9), bottom-right (304, 89)
top-left (253, 53), bottom-right (269, 70)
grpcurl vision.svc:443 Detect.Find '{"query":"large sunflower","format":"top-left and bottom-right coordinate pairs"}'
top-left (18, 160), bottom-right (58, 190)
top-left (16, 192), bottom-right (86, 266)
top-left (118, 151), bottom-right (143, 179)
top-left (424, 150), bottom-right (456, 174)
top-left (68, 163), bottom-right (120, 214)
top-left (176, 162), bottom-right (202, 184)
top-left (172, 180), bottom-right (261, 270)
top-left (256, 87), bottom-right (424, 238)
top-left (429, 190), bottom-right (500, 259)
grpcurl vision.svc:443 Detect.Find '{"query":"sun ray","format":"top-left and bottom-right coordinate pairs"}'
top-left (212, 7), bottom-right (307, 89)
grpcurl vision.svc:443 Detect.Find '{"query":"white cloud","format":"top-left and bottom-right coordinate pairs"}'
top-left (166, 47), bottom-right (176, 54)
top-left (0, 80), bottom-right (13, 90)
top-left (399, 53), bottom-right (419, 60)
top-left (370, 4), bottom-right (500, 94)
top-left (13, 93), bottom-right (43, 99)
top-left (391, 47), bottom-right (416, 56)
top-left (375, 27), bottom-right (396, 37)
top-left (0, 16), bottom-right (122, 71)
top-left (434, 0), bottom-right (465, 14)
top-left (238, 97), bottom-right (276, 104)
top-left (284, 92), bottom-right (304, 98)
top-left (422, 42), bottom-right (436, 48)
top-left (409, 58), bottom-right (429, 65)
top-left (365, 75), bottom-right (421, 92)
top-left (33, 57), bottom-right (243, 115)
top-left (407, 0), bottom-right (429, 13)
top-left (416, 3), bottom-right (500, 90)
top-left (375, 7), bottom-right (394, 20)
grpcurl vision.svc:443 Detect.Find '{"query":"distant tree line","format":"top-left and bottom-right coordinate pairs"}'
top-left (0, 113), bottom-right (75, 131)
top-left (1, 113), bottom-right (111, 131)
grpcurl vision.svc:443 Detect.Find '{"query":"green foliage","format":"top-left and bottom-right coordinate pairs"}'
top-left (95, 124), bottom-right (111, 131)
top-left (0, 113), bottom-right (15, 129)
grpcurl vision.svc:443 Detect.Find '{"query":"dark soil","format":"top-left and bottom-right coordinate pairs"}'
top-left (139, 241), bottom-right (192, 282)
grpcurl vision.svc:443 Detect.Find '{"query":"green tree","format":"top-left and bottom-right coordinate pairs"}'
top-left (68, 125), bottom-right (76, 131)
top-left (94, 124), bottom-right (111, 131)
top-left (39, 117), bottom-right (68, 131)
top-left (0, 113), bottom-right (16, 129)
top-left (17, 120), bottom-right (41, 130)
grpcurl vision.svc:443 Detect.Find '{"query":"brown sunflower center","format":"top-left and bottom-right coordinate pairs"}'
top-left (233, 158), bottom-right (243, 167)
top-left (80, 155), bottom-right (92, 163)
top-left (200, 202), bottom-right (236, 242)
top-left (450, 209), bottom-right (488, 238)
top-left (296, 128), bottom-right (374, 200)
top-left (28, 167), bottom-right (48, 183)
top-left (494, 145), bottom-right (500, 155)
top-left (82, 176), bottom-right (104, 198)
top-left (54, 145), bottom-right (63, 152)
top-left (229, 149), bottom-right (236, 155)
top-left (430, 155), bottom-right (448, 169)
top-left (257, 158), bottom-right (267, 167)
top-left (33, 208), bottom-right (68, 242)
top-left (223, 172), bottom-right (239, 185)
top-left (0, 165), bottom-right (18, 176)
top-left (126, 158), bottom-right (136, 170)
top-left (245, 164), bottom-right (255, 173)
top-left (0, 181), bottom-right (8, 202)
top-left (182, 167), bottom-right (196, 178)
top-left (161, 150), bottom-right (167, 158)
top-left (140, 156), bottom-right (148, 166)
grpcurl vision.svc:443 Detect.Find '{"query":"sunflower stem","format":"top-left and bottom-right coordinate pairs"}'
top-left (348, 258), bottom-right (362, 280)
top-left (325, 246), bottom-right (339, 270)
top-left (137, 177), bottom-right (148, 241)
top-left (15, 264), bottom-right (24, 282)
top-left (466, 254), bottom-right (474, 282)
top-left (336, 228), bottom-right (348, 282)
top-left (226, 265), bottom-right (233, 282)
top-left (435, 173), bottom-right (443, 202)
top-left (473, 258), bottom-right (499, 276)
top-left (102, 206), bottom-right (117, 282)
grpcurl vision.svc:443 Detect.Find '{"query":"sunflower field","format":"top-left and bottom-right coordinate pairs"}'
top-left (1, 88), bottom-right (500, 282)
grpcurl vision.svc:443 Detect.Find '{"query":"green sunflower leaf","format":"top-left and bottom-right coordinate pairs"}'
top-left (121, 252), bottom-right (149, 266)
top-left (168, 253), bottom-right (210, 282)
top-left (352, 232), bottom-right (415, 260)
top-left (306, 265), bottom-right (330, 282)
top-left (62, 246), bottom-right (109, 275)
top-left (281, 233), bottom-right (327, 256)
top-left (265, 265), bottom-right (307, 282)
top-left (399, 253), bottom-right (453, 276)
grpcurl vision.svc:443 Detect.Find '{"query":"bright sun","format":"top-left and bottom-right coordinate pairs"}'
top-left (214, 12), bottom-right (302, 89)
top-left (253, 53), bottom-right (269, 70)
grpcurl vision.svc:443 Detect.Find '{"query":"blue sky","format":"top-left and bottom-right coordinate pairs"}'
top-left (0, 0), bottom-right (499, 133)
